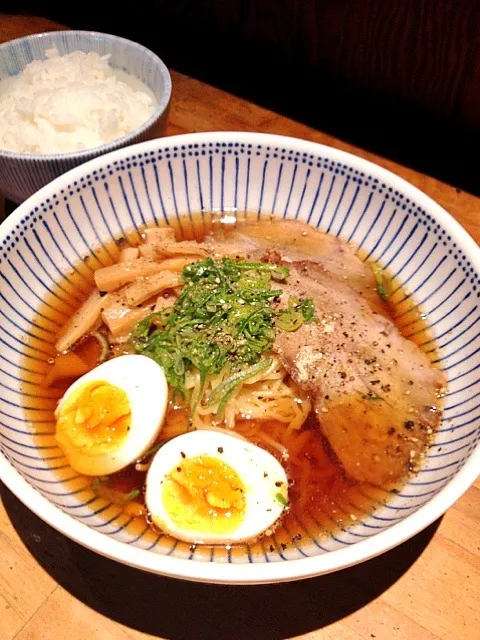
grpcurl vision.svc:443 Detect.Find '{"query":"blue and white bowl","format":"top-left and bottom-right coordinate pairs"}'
top-left (0, 132), bottom-right (478, 584)
top-left (0, 30), bottom-right (171, 203)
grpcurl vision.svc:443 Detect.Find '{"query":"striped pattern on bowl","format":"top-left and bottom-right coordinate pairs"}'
top-left (0, 132), bottom-right (478, 583)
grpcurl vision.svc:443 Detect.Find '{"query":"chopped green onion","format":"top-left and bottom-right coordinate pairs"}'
top-left (91, 476), bottom-right (108, 495)
top-left (275, 492), bottom-right (289, 507)
top-left (126, 489), bottom-right (141, 501)
top-left (362, 393), bottom-right (383, 401)
top-left (205, 358), bottom-right (273, 419)
top-left (371, 263), bottom-right (390, 302)
top-left (276, 311), bottom-right (304, 331)
top-left (91, 331), bottom-right (109, 363)
top-left (297, 298), bottom-right (315, 322)
top-left (130, 257), bottom-right (314, 416)
top-left (141, 442), bottom-right (163, 459)
top-left (234, 261), bottom-right (290, 281)
top-left (276, 296), bottom-right (316, 331)
top-left (91, 480), bottom-right (140, 506)
top-left (138, 438), bottom-right (175, 462)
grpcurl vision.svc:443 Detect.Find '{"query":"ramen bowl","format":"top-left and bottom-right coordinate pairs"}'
top-left (0, 30), bottom-right (172, 203)
top-left (0, 132), bottom-right (479, 584)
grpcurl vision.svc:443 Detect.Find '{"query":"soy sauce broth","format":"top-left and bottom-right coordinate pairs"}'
top-left (20, 213), bottom-right (439, 558)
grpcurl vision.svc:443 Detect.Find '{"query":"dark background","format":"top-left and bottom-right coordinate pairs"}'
top-left (3, 1), bottom-right (480, 195)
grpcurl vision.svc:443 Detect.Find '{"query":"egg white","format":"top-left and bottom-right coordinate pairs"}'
top-left (145, 430), bottom-right (288, 544)
top-left (55, 354), bottom-right (168, 476)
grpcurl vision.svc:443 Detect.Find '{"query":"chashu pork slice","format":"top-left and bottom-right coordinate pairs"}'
top-left (273, 261), bottom-right (446, 488)
top-left (209, 219), bottom-right (386, 314)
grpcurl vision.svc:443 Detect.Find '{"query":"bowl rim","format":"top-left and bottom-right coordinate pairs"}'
top-left (1, 131), bottom-right (479, 585)
top-left (0, 29), bottom-right (172, 161)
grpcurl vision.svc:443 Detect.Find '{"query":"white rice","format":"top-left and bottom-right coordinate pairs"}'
top-left (0, 48), bottom-right (157, 154)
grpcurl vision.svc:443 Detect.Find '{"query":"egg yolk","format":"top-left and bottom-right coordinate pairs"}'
top-left (55, 380), bottom-right (131, 456)
top-left (162, 455), bottom-right (246, 535)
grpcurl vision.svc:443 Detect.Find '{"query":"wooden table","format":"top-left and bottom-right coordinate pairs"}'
top-left (1, 14), bottom-right (479, 640)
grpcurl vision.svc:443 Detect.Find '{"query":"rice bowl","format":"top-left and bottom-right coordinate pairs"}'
top-left (0, 30), bottom-right (171, 203)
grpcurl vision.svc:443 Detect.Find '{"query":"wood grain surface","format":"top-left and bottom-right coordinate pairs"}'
top-left (148, 0), bottom-right (480, 129)
top-left (0, 13), bottom-right (479, 640)
top-left (23, 0), bottom-right (480, 195)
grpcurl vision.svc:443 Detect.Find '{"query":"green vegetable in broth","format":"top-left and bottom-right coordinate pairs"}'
top-left (91, 479), bottom-right (140, 505)
top-left (205, 358), bottom-right (274, 420)
top-left (126, 489), bottom-right (141, 501)
top-left (275, 492), bottom-right (289, 507)
top-left (276, 296), bottom-right (315, 331)
top-left (371, 262), bottom-right (391, 302)
top-left (130, 257), bottom-right (314, 411)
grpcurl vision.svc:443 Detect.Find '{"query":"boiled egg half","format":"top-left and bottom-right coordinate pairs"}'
top-left (55, 354), bottom-right (168, 476)
top-left (145, 430), bottom-right (289, 544)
